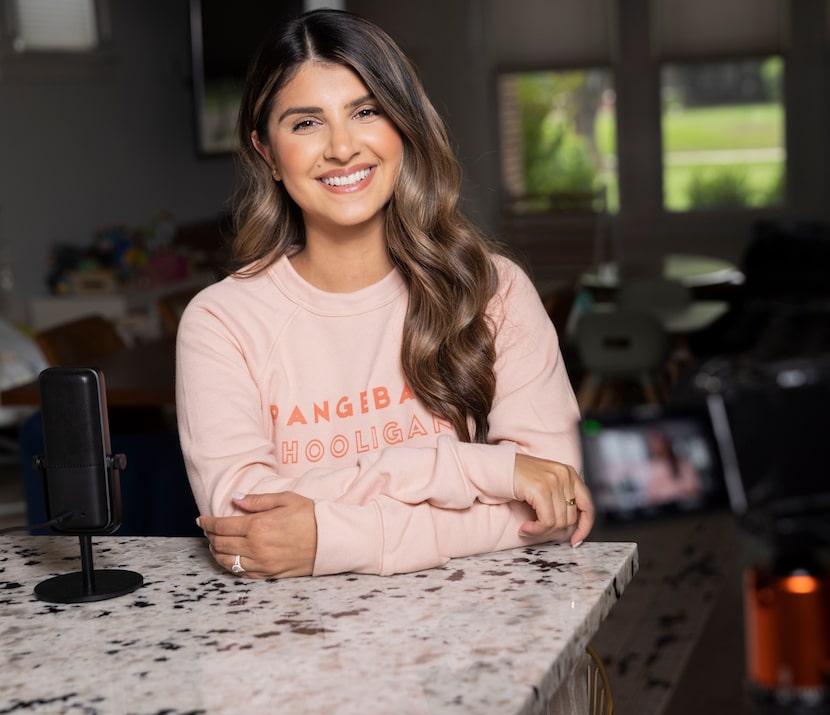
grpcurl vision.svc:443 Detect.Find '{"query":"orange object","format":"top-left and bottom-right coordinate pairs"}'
top-left (744, 561), bottom-right (830, 705)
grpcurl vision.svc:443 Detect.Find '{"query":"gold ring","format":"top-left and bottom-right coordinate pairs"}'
top-left (565, 497), bottom-right (576, 506)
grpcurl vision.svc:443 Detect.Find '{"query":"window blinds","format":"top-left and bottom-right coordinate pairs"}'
top-left (11, 0), bottom-right (98, 52)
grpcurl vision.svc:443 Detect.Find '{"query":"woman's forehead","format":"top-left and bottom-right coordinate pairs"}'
top-left (276, 61), bottom-right (367, 104)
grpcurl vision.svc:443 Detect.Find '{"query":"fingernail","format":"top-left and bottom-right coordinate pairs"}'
top-left (195, 517), bottom-right (201, 527)
top-left (232, 491), bottom-right (246, 500)
top-left (572, 540), bottom-right (584, 549)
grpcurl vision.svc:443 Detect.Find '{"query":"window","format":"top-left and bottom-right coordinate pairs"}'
top-left (660, 57), bottom-right (785, 212)
top-left (189, 0), bottom-right (302, 155)
top-left (9, 0), bottom-right (98, 52)
top-left (497, 68), bottom-right (617, 214)
top-left (0, 0), bottom-right (110, 79)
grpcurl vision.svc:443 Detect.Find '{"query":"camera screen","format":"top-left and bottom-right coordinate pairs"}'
top-left (580, 407), bottom-right (724, 520)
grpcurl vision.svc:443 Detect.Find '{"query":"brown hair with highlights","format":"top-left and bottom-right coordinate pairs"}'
top-left (233, 9), bottom-right (502, 442)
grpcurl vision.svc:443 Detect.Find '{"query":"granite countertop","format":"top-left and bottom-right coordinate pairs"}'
top-left (0, 536), bottom-right (637, 715)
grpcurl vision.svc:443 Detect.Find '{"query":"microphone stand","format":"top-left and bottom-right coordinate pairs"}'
top-left (33, 455), bottom-right (143, 604)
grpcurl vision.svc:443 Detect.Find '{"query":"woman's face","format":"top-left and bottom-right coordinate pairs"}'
top-left (253, 61), bottom-right (404, 239)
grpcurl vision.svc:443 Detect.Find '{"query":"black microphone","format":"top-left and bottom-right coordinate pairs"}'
top-left (36, 366), bottom-right (124, 534)
top-left (32, 367), bottom-right (142, 603)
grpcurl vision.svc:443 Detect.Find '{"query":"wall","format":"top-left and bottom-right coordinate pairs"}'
top-left (344, 0), bottom-right (495, 233)
top-left (349, 0), bottom-right (830, 276)
top-left (0, 1), bottom-right (235, 323)
top-left (2, 0), bottom-right (829, 324)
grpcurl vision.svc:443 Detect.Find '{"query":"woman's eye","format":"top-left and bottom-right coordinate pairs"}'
top-left (355, 107), bottom-right (381, 120)
top-left (291, 119), bottom-right (318, 132)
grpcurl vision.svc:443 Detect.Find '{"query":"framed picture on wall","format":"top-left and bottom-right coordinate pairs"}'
top-left (189, 0), bottom-right (302, 155)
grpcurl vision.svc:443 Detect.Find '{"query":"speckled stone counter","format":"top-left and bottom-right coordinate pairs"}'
top-left (0, 537), bottom-right (637, 714)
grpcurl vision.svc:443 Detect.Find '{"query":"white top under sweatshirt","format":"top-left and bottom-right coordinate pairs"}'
top-left (175, 252), bottom-right (581, 576)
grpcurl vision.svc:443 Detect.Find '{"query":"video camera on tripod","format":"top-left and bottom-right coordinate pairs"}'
top-left (580, 355), bottom-right (830, 713)
top-left (699, 356), bottom-right (830, 714)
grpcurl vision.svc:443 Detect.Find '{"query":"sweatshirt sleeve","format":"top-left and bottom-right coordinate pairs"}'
top-left (312, 497), bottom-right (572, 576)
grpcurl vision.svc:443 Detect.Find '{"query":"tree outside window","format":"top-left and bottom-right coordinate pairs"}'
top-left (661, 57), bottom-right (785, 212)
top-left (498, 69), bottom-right (617, 215)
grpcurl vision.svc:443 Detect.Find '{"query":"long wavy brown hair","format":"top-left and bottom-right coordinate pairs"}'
top-left (233, 9), bottom-right (501, 443)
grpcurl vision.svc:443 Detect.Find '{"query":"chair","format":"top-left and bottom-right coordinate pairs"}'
top-left (545, 643), bottom-right (614, 715)
top-left (156, 286), bottom-right (202, 335)
top-left (22, 317), bottom-right (198, 537)
top-left (586, 644), bottom-right (613, 715)
top-left (540, 281), bottom-right (579, 337)
top-left (574, 309), bottom-right (670, 412)
top-left (616, 277), bottom-right (691, 318)
top-left (34, 314), bottom-right (168, 433)
top-left (34, 314), bottom-right (126, 366)
top-left (20, 410), bottom-right (200, 537)
top-left (617, 277), bottom-right (694, 382)
top-left (506, 186), bottom-right (617, 267)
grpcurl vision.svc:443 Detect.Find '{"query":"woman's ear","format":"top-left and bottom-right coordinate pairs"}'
top-left (251, 131), bottom-right (280, 180)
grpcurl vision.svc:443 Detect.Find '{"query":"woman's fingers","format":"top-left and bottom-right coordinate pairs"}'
top-left (513, 453), bottom-right (594, 543)
top-left (199, 492), bottom-right (318, 579)
top-left (569, 479), bottom-right (595, 546)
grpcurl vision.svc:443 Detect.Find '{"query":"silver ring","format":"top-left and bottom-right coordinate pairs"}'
top-left (232, 554), bottom-right (245, 575)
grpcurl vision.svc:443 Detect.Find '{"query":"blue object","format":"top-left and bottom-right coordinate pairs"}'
top-left (20, 412), bottom-right (201, 537)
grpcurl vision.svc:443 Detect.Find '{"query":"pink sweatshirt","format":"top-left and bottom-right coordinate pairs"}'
top-left (175, 253), bottom-right (581, 576)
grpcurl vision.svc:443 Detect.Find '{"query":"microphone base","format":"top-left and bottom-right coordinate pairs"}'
top-left (34, 569), bottom-right (143, 604)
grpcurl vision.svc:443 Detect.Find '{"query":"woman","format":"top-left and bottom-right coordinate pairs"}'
top-left (177, 8), bottom-right (593, 579)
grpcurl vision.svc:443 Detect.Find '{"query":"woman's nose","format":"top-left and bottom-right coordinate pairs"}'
top-left (325, 121), bottom-right (358, 162)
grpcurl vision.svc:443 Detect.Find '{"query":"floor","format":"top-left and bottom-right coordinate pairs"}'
top-left (590, 510), bottom-right (758, 715)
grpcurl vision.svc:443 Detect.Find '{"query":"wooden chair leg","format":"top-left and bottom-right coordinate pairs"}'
top-left (640, 376), bottom-right (661, 405)
top-left (578, 375), bottom-right (601, 413)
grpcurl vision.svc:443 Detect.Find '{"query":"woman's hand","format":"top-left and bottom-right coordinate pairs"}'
top-left (197, 492), bottom-right (318, 578)
top-left (513, 453), bottom-right (595, 547)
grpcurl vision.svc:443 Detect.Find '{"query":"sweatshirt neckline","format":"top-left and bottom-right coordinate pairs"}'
top-left (270, 254), bottom-right (407, 316)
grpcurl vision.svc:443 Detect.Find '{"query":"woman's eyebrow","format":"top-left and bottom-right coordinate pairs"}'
top-left (278, 105), bottom-right (321, 123)
top-left (277, 94), bottom-right (376, 124)
top-left (347, 94), bottom-right (375, 109)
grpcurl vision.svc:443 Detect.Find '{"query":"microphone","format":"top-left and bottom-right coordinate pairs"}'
top-left (33, 367), bottom-right (142, 603)
top-left (36, 366), bottom-right (123, 534)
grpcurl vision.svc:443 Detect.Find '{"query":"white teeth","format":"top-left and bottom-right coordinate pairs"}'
top-left (321, 168), bottom-right (371, 186)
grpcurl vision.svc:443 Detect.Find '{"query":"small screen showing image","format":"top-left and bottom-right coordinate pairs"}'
top-left (580, 407), bottom-right (724, 520)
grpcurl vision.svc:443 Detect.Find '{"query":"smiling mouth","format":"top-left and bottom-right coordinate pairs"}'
top-left (319, 167), bottom-right (373, 187)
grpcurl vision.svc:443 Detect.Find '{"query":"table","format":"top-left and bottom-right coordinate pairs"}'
top-left (29, 274), bottom-right (214, 343)
top-left (0, 334), bottom-right (176, 408)
top-left (581, 253), bottom-right (744, 299)
top-left (590, 300), bottom-right (730, 335)
top-left (1, 536), bottom-right (638, 714)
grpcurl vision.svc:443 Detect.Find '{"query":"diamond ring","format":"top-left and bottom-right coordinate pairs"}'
top-left (232, 554), bottom-right (245, 574)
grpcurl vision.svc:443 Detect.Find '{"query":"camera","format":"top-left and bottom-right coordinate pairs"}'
top-left (580, 356), bottom-right (830, 712)
top-left (698, 357), bottom-right (830, 713)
